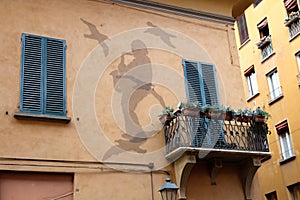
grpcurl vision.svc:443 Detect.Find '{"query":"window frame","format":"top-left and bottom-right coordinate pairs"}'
top-left (265, 191), bottom-right (278, 200)
top-left (19, 33), bottom-right (67, 117)
top-left (244, 65), bottom-right (259, 98)
top-left (288, 183), bottom-right (300, 200)
top-left (182, 59), bottom-right (220, 106)
top-left (253, 0), bottom-right (263, 7)
top-left (276, 120), bottom-right (294, 160)
top-left (296, 51), bottom-right (300, 72)
top-left (237, 13), bottom-right (249, 45)
top-left (266, 68), bottom-right (282, 103)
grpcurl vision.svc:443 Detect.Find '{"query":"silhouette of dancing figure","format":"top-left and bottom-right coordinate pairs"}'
top-left (103, 40), bottom-right (165, 160)
top-left (81, 18), bottom-right (110, 56)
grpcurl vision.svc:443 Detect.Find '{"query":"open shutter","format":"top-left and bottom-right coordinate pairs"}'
top-left (45, 39), bottom-right (66, 115)
top-left (200, 64), bottom-right (219, 106)
top-left (183, 60), bottom-right (203, 105)
top-left (20, 34), bottom-right (43, 113)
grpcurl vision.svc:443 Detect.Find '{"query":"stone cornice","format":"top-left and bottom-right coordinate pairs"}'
top-left (111, 0), bottom-right (235, 25)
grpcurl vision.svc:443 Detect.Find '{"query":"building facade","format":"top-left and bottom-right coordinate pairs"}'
top-left (0, 0), bottom-right (269, 199)
top-left (235, 0), bottom-right (300, 199)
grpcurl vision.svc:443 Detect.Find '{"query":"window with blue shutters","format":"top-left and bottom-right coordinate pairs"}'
top-left (182, 59), bottom-right (222, 148)
top-left (182, 59), bottom-right (219, 106)
top-left (20, 33), bottom-right (66, 116)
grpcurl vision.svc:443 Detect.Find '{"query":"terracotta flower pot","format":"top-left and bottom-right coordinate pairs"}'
top-left (159, 114), bottom-right (171, 125)
top-left (182, 108), bottom-right (199, 116)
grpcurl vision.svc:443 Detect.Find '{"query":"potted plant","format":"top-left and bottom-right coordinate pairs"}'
top-left (235, 108), bottom-right (253, 123)
top-left (253, 107), bottom-right (271, 122)
top-left (159, 106), bottom-right (174, 125)
top-left (285, 11), bottom-right (300, 26)
top-left (181, 102), bottom-right (200, 116)
top-left (224, 106), bottom-right (234, 121)
top-left (256, 36), bottom-right (271, 49)
top-left (203, 105), bottom-right (222, 119)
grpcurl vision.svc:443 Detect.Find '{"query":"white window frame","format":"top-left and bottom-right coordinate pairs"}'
top-left (278, 129), bottom-right (294, 160)
top-left (267, 69), bottom-right (282, 101)
top-left (296, 51), bottom-right (300, 72)
top-left (245, 70), bottom-right (259, 97)
top-left (288, 183), bottom-right (300, 200)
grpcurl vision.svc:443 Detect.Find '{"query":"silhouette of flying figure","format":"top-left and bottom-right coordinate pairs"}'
top-left (81, 18), bottom-right (110, 56)
top-left (144, 21), bottom-right (176, 48)
top-left (103, 40), bottom-right (166, 160)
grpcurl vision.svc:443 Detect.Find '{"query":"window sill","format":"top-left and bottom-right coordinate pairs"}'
top-left (279, 155), bottom-right (296, 165)
top-left (261, 51), bottom-right (275, 63)
top-left (268, 94), bottom-right (284, 105)
top-left (14, 112), bottom-right (71, 124)
top-left (289, 31), bottom-right (300, 42)
top-left (239, 38), bottom-right (250, 50)
top-left (246, 92), bottom-right (260, 102)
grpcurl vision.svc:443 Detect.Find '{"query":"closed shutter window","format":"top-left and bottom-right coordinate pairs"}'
top-left (237, 13), bottom-right (249, 45)
top-left (20, 34), bottom-right (66, 116)
top-left (182, 60), bottom-right (219, 106)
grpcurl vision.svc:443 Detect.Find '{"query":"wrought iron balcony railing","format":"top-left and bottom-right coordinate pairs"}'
top-left (164, 113), bottom-right (270, 155)
top-left (285, 13), bottom-right (300, 39)
top-left (256, 35), bottom-right (274, 61)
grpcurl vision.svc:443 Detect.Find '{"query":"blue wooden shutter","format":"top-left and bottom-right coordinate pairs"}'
top-left (45, 39), bottom-right (66, 115)
top-left (20, 34), bottom-right (43, 113)
top-left (20, 34), bottom-right (66, 116)
top-left (200, 63), bottom-right (219, 106)
top-left (183, 60), bottom-right (203, 105)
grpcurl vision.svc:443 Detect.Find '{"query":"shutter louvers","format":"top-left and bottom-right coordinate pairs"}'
top-left (201, 64), bottom-right (219, 106)
top-left (21, 35), bottom-right (43, 112)
top-left (184, 61), bottom-right (203, 105)
top-left (45, 39), bottom-right (65, 115)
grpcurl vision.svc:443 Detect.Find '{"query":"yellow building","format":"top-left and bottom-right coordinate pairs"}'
top-left (0, 0), bottom-right (270, 199)
top-left (235, 0), bottom-right (300, 199)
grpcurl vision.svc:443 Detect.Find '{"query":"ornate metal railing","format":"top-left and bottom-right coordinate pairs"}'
top-left (256, 35), bottom-right (273, 61)
top-left (285, 15), bottom-right (300, 39)
top-left (164, 114), bottom-right (270, 154)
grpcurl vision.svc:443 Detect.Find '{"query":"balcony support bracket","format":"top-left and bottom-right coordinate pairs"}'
top-left (209, 159), bottom-right (223, 185)
top-left (241, 157), bottom-right (261, 200)
top-left (174, 154), bottom-right (196, 200)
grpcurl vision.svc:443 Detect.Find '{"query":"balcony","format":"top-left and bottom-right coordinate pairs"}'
top-left (161, 107), bottom-right (271, 199)
top-left (256, 35), bottom-right (274, 61)
top-left (163, 110), bottom-right (271, 161)
top-left (285, 12), bottom-right (300, 39)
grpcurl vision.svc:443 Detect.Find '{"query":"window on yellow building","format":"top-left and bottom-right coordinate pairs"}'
top-left (265, 191), bottom-right (278, 200)
top-left (284, 0), bottom-right (299, 17)
top-left (266, 69), bottom-right (282, 103)
top-left (295, 51), bottom-right (300, 85)
top-left (258, 18), bottom-right (269, 38)
top-left (256, 18), bottom-right (274, 60)
top-left (284, 0), bottom-right (300, 39)
top-left (296, 51), bottom-right (300, 71)
top-left (244, 65), bottom-right (259, 98)
top-left (237, 13), bottom-right (249, 45)
top-left (253, 0), bottom-right (263, 7)
top-left (288, 183), bottom-right (300, 200)
top-left (276, 120), bottom-right (294, 160)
